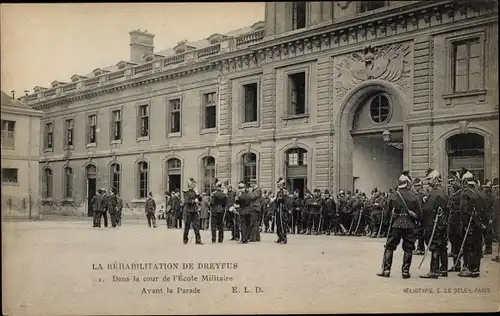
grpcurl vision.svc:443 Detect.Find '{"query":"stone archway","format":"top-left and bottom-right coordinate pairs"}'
top-left (335, 80), bottom-right (408, 193)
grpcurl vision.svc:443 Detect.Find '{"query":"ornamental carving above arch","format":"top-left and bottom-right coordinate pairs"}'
top-left (334, 42), bottom-right (412, 101)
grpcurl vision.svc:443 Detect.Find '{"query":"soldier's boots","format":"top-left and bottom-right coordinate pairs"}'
top-left (420, 252), bottom-right (440, 279)
top-left (448, 256), bottom-right (462, 272)
top-left (147, 218), bottom-right (152, 227)
top-left (402, 252), bottom-right (412, 279)
top-left (439, 251), bottom-right (448, 277)
top-left (376, 249), bottom-right (393, 278)
top-left (458, 269), bottom-right (479, 278)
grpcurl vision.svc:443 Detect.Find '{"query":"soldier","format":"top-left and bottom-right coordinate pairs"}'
top-left (350, 192), bottom-right (365, 236)
top-left (307, 189), bottom-right (323, 235)
top-left (145, 192), bottom-right (157, 228)
top-left (226, 185), bottom-right (239, 240)
top-left (491, 178), bottom-right (500, 263)
top-left (301, 189), bottom-right (312, 234)
top-left (91, 189), bottom-right (104, 227)
top-left (322, 189), bottom-right (336, 235)
top-left (447, 179), bottom-right (463, 272)
top-left (458, 172), bottom-right (487, 278)
top-left (481, 180), bottom-right (494, 255)
top-left (369, 189), bottom-right (384, 238)
top-left (377, 174), bottom-right (422, 279)
top-left (183, 178), bottom-right (202, 245)
top-left (170, 189), bottom-right (182, 229)
top-left (100, 188), bottom-right (109, 228)
top-left (274, 177), bottom-right (289, 244)
top-left (420, 170), bottom-right (449, 279)
top-left (116, 190), bottom-right (124, 226)
top-left (337, 190), bottom-right (348, 235)
top-left (210, 181), bottom-right (227, 243)
top-left (234, 182), bottom-right (252, 244)
top-left (249, 179), bottom-right (262, 242)
top-left (412, 178), bottom-right (426, 255)
top-left (107, 187), bottom-right (119, 228)
top-left (264, 192), bottom-right (275, 233)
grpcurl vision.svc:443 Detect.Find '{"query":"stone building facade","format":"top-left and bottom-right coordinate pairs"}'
top-left (25, 1), bottom-right (499, 215)
top-left (2, 91), bottom-right (44, 217)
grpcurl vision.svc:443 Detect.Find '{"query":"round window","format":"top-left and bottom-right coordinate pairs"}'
top-left (369, 94), bottom-right (391, 124)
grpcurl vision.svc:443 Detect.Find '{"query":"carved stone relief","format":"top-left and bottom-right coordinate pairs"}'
top-left (334, 42), bottom-right (412, 101)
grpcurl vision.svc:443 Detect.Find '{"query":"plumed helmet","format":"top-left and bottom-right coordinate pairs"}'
top-left (238, 181), bottom-right (246, 189)
top-left (482, 180), bottom-right (492, 188)
top-left (398, 174), bottom-right (411, 189)
top-left (461, 171), bottom-right (475, 185)
top-left (339, 189), bottom-right (345, 195)
top-left (492, 178), bottom-right (499, 188)
top-left (401, 170), bottom-right (412, 182)
top-left (324, 189), bottom-right (330, 195)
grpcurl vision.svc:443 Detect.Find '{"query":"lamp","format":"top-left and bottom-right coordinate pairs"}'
top-left (382, 130), bottom-right (391, 143)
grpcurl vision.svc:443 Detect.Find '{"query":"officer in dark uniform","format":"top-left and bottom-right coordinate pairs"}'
top-left (234, 182), bottom-right (252, 244)
top-left (145, 192), bottom-right (157, 228)
top-left (290, 189), bottom-right (301, 234)
top-left (420, 170), bottom-right (449, 279)
top-left (491, 178), bottom-right (500, 263)
top-left (447, 179), bottom-right (463, 272)
top-left (225, 185), bottom-right (238, 240)
top-left (183, 179), bottom-right (202, 245)
top-left (249, 179), bottom-right (262, 242)
top-left (377, 174), bottom-right (422, 279)
top-left (369, 189), bottom-right (384, 238)
top-left (322, 190), bottom-right (336, 235)
top-left (91, 189), bottom-right (104, 227)
top-left (411, 179), bottom-right (426, 255)
top-left (275, 177), bottom-right (288, 244)
top-left (481, 180), bottom-right (494, 255)
top-left (301, 190), bottom-right (312, 234)
top-left (107, 187), bottom-right (119, 228)
top-left (337, 190), bottom-right (349, 236)
top-left (210, 181), bottom-right (227, 243)
top-left (307, 189), bottom-right (323, 235)
top-left (458, 172), bottom-right (487, 278)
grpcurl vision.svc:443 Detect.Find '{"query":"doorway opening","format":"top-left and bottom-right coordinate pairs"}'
top-left (168, 174), bottom-right (181, 193)
top-left (86, 165), bottom-right (97, 217)
top-left (287, 178), bottom-right (307, 198)
top-left (352, 131), bottom-right (404, 193)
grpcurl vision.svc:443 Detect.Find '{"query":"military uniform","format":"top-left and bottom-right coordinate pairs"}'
top-left (183, 189), bottom-right (202, 244)
top-left (249, 186), bottom-right (262, 242)
top-left (145, 194), bottom-right (157, 228)
top-left (210, 188), bottom-right (227, 243)
top-left (482, 187), bottom-right (494, 255)
top-left (458, 186), bottom-right (487, 277)
top-left (307, 191), bottom-right (322, 235)
top-left (170, 193), bottom-right (182, 229)
top-left (322, 191), bottom-right (336, 235)
top-left (275, 187), bottom-right (289, 244)
top-left (301, 192), bottom-right (312, 234)
top-left (235, 189), bottom-right (252, 243)
top-left (369, 193), bottom-right (385, 238)
top-left (420, 183), bottom-right (449, 279)
top-left (226, 188), bottom-right (237, 237)
top-left (337, 193), bottom-right (349, 236)
top-left (350, 194), bottom-right (365, 236)
top-left (290, 192), bottom-right (302, 234)
top-left (377, 180), bottom-right (422, 279)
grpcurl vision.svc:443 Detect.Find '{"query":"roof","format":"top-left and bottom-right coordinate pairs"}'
top-left (77, 23), bottom-right (262, 79)
top-left (1, 91), bottom-right (32, 109)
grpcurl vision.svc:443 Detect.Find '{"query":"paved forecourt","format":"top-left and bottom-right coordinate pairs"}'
top-left (3, 220), bottom-right (499, 315)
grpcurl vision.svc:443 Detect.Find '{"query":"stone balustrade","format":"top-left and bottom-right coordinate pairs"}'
top-left (197, 43), bottom-right (221, 58)
top-left (236, 29), bottom-right (265, 47)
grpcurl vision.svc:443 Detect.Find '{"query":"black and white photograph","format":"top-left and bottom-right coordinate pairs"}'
top-left (1, 1), bottom-right (499, 314)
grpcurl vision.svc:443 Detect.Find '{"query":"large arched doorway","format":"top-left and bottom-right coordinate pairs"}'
top-left (447, 133), bottom-right (485, 183)
top-left (285, 148), bottom-right (308, 198)
top-left (337, 85), bottom-right (406, 193)
top-left (166, 158), bottom-right (182, 193)
top-left (86, 164), bottom-right (97, 217)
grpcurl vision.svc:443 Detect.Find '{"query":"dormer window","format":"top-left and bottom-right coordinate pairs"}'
top-left (292, 2), bottom-right (307, 30)
top-left (94, 71), bottom-right (101, 76)
top-left (208, 33), bottom-right (226, 45)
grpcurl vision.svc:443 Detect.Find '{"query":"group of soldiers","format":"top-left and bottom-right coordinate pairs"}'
top-left (376, 168), bottom-right (499, 279)
top-left (90, 187), bottom-right (124, 228)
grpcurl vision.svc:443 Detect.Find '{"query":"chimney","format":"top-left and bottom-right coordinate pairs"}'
top-left (129, 29), bottom-right (155, 63)
top-left (11, 90), bottom-right (15, 99)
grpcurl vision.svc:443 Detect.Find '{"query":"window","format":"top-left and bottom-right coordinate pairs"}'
top-left (242, 153), bottom-right (257, 185)
top-left (369, 94), bottom-right (391, 123)
top-left (288, 72), bottom-right (306, 116)
top-left (360, 1), bottom-right (387, 13)
top-left (45, 122), bottom-right (53, 149)
top-left (64, 166), bottom-right (73, 198)
top-left (243, 83), bottom-right (258, 123)
top-left (287, 148), bottom-right (308, 166)
top-left (65, 119), bottom-right (74, 148)
top-left (203, 92), bottom-right (217, 130)
top-left (202, 156), bottom-right (216, 194)
top-left (168, 158), bottom-right (182, 169)
top-left (1, 120), bottom-right (15, 149)
top-left (110, 163), bottom-right (121, 195)
top-left (170, 99), bottom-right (181, 134)
top-left (447, 133), bottom-right (485, 183)
top-left (88, 114), bottom-right (97, 144)
top-left (138, 105), bottom-right (150, 137)
top-left (42, 168), bottom-right (53, 198)
top-left (112, 110), bottom-right (122, 141)
top-left (138, 161), bottom-right (148, 198)
top-left (292, 2), bottom-right (307, 30)
top-left (453, 38), bottom-right (481, 92)
top-left (1, 168), bottom-right (18, 184)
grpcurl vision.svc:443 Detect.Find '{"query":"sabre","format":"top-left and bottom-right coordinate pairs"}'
top-left (418, 206), bottom-right (444, 270)
top-left (317, 213), bottom-right (323, 234)
top-left (347, 214), bottom-right (356, 235)
top-left (452, 207), bottom-right (475, 271)
top-left (377, 210), bottom-right (385, 238)
top-left (354, 208), bottom-right (364, 236)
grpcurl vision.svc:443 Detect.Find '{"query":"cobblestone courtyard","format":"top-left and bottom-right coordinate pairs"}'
top-left (3, 220), bottom-right (499, 315)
